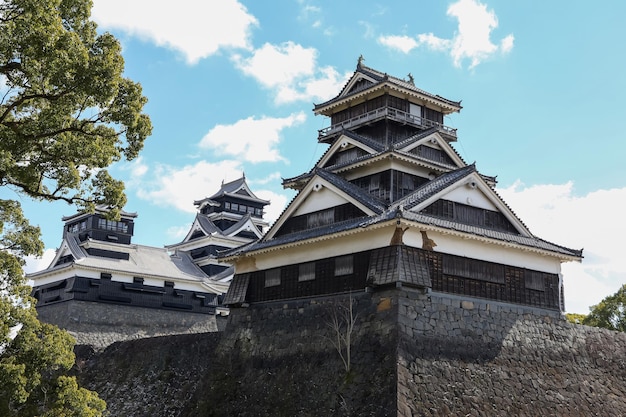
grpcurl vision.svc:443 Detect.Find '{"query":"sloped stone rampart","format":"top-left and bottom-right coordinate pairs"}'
top-left (396, 290), bottom-right (626, 416)
top-left (76, 289), bottom-right (626, 416)
top-left (38, 300), bottom-right (223, 349)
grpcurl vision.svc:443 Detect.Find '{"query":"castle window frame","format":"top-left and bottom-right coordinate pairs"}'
top-left (97, 218), bottom-right (128, 233)
top-left (335, 255), bottom-right (354, 276)
top-left (264, 268), bottom-right (281, 287)
top-left (298, 262), bottom-right (316, 282)
top-left (307, 208), bottom-right (334, 229)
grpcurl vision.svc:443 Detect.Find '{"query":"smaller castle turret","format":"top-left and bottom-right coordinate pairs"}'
top-left (28, 177), bottom-right (270, 348)
top-left (62, 205), bottom-right (137, 244)
top-left (167, 176), bottom-right (270, 280)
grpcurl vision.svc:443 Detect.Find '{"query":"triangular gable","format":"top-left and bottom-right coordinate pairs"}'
top-left (318, 133), bottom-right (382, 169)
top-left (339, 71), bottom-right (378, 99)
top-left (396, 131), bottom-right (465, 168)
top-left (179, 215), bottom-right (219, 244)
top-left (223, 215), bottom-right (264, 239)
top-left (404, 170), bottom-right (532, 236)
top-left (47, 240), bottom-right (75, 269)
top-left (265, 171), bottom-right (384, 240)
top-left (209, 176), bottom-right (268, 204)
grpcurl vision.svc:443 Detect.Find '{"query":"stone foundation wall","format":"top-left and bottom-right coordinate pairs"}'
top-left (38, 300), bottom-right (224, 350)
top-left (396, 289), bottom-right (626, 416)
top-left (75, 288), bottom-right (626, 416)
top-left (221, 290), bottom-right (397, 356)
top-left (213, 291), bottom-right (399, 416)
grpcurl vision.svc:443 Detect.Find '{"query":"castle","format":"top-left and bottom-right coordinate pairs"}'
top-left (28, 176), bottom-right (269, 347)
top-left (35, 61), bottom-right (626, 417)
top-left (221, 61), bottom-right (582, 311)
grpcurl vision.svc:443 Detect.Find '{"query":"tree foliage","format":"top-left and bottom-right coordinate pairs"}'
top-left (583, 284), bottom-right (626, 332)
top-left (565, 313), bottom-right (587, 325)
top-left (0, 0), bottom-right (152, 414)
top-left (1, 0), bottom-right (152, 218)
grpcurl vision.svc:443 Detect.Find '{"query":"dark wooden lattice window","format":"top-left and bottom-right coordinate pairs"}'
top-left (413, 145), bottom-right (456, 166)
top-left (276, 204), bottom-right (366, 236)
top-left (298, 262), bottom-right (315, 282)
top-left (264, 269), bottom-right (281, 287)
top-left (421, 199), bottom-right (518, 234)
top-left (524, 270), bottom-right (546, 291)
top-left (335, 255), bottom-right (354, 276)
top-left (423, 107), bottom-right (444, 124)
top-left (443, 256), bottom-right (505, 284)
top-left (387, 95), bottom-right (407, 111)
top-left (307, 209), bottom-right (335, 229)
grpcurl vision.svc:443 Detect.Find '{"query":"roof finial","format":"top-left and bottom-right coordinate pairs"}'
top-left (407, 73), bottom-right (415, 85)
top-left (242, 171), bottom-right (245, 179)
top-left (357, 54), bottom-right (364, 68)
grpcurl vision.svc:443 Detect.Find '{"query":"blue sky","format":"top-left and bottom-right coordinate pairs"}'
top-left (18, 0), bottom-right (626, 314)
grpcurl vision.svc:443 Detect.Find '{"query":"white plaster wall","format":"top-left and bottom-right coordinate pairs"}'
top-left (402, 227), bottom-right (563, 274)
top-left (443, 184), bottom-right (497, 210)
top-left (31, 264), bottom-right (222, 294)
top-left (236, 224), bottom-right (398, 272)
top-left (293, 187), bottom-right (349, 215)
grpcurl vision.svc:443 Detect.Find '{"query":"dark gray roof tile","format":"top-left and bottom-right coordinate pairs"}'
top-left (315, 168), bottom-right (387, 213)
top-left (392, 165), bottom-right (476, 211)
top-left (400, 211), bottom-right (582, 258)
top-left (315, 64), bottom-right (462, 110)
top-left (223, 273), bottom-right (250, 305)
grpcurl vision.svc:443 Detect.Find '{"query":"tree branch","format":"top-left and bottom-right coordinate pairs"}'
top-left (0, 91), bottom-right (69, 124)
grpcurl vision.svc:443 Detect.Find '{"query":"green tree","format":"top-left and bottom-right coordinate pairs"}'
top-left (565, 313), bottom-right (587, 325)
top-left (0, 0), bottom-right (151, 414)
top-left (583, 284), bottom-right (626, 332)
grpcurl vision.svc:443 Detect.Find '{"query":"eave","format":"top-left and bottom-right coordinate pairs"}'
top-left (314, 81), bottom-right (462, 116)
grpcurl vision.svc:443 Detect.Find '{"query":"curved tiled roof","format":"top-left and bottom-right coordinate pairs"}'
top-left (392, 164), bottom-right (477, 211)
top-left (219, 164), bottom-right (582, 261)
top-left (400, 210), bottom-right (582, 258)
top-left (314, 64), bottom-right (462, 112)
top-left (196, 214), bottom-right (222, 235)
top-left (314, 168), bottom-right (387, 214)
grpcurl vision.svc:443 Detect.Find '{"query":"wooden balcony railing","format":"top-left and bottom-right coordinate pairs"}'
top-left (318, 107), bottom-right (457, 140)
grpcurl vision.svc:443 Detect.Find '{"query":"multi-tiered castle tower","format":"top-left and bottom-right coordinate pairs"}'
top-left (222, 61), bottom-right (582, 310)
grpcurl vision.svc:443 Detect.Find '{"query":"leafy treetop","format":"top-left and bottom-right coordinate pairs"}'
top-left (583, 284), bottom-right (626, 333)
top-left (0, 0), bottom-right (152, 219)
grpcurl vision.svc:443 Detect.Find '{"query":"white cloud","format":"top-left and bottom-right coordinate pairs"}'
top-left (250, 172), bottom-right (283, 185)
top-left (500, 34), bottom-right (515, 54)
top-left (497, 181), bottom-right (626, 314)
top-left (233, 42), bottom-right (351, 104)
top-left (166, 225), bottom-right (189, 241)
top-left (91, 0), bottom-right (258, 64)
top-left (23, 249), bottom-right (57, 275)
top-left (255, 190), bottom-right (290, 226)
top-left (234, 42), bottom-right (316, 88)
top-left (136, 160), bottom-right (245, 213)
top-left (417, 33), bottom-right (452, 51)
top-left (359, 21), bottom-right (377, 39)
top-left (199, 113), bottom-right (307, 163)
top-left (378, 0), bottom-right (514, 68)
top-left (377, 35), bottom-right (419, 54)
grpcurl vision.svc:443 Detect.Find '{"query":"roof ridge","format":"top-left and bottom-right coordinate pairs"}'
top-left (315, 168), bottom-right (387, 214)
top-left (392, 164), bottom-right (476, 211)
